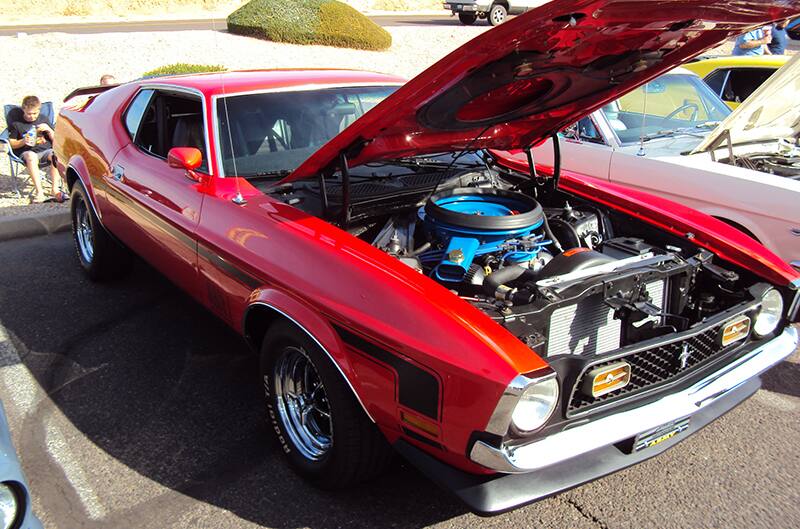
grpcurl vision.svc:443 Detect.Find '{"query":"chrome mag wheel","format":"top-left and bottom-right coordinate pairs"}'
top-left (75, 198), bottom-right (94, 263)
top-left (274, 346), bottom-right (333, 461)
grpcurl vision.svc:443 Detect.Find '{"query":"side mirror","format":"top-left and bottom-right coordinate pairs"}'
top-left (167, 147), bottom-right (203, 182)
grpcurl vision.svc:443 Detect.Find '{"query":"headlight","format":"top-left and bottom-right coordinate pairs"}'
top-left (753, 288), bottom-right (783, 337)
top-left (0, 483), bottom-right (19, 529)
top-left (510, 376), bottom-right (559, 433)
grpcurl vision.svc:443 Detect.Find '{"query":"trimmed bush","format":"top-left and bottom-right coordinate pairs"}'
top-left (227, 0), bottom-right (392, 51)
top-left (143, 63), bottom-right (226, 77)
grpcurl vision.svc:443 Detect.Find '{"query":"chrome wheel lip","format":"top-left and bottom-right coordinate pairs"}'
top-left (274, 346), bottom-right (333, 461)
top-left (75, 198), bottom-right (94, 264)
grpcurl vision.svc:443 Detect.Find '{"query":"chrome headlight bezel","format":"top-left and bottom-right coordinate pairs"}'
top-left (753, 288), bottom-right (784, 338)
top-left (0, 482), bottom-right (20, 529)
top-left (484, 369), bottom-right (559, 437)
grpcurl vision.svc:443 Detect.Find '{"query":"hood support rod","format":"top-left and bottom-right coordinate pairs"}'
top-left (339, 152), bottom-right (351, 228)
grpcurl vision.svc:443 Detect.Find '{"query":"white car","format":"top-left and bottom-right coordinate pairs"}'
top-left (531, 58), bottom-right (800, 270)
top-left (444, 1), bottom-right (549, 25)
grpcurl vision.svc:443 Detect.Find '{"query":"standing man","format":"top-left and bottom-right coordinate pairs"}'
top-left (732, 26), bottom-right (772, 56)
top-left (768, 20), bottom-right (789, 55)
top-left (7, 95), bottom-right (66, 203)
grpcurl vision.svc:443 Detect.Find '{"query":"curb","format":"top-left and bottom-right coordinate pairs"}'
top-left (0, 209), bottom-right (70, 242)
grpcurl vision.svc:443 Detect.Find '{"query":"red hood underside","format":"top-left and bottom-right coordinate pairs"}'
top-left (282, 0), bottom-right (800, 184)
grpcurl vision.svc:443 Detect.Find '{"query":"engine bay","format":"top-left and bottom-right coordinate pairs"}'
top-left (267, 152), bottom-right (768, 364)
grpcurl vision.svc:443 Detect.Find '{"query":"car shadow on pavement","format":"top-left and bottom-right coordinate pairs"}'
top-left (0, 234), bottom-right (466, 528)
top-left (761, 359), bottom-right (800, 399)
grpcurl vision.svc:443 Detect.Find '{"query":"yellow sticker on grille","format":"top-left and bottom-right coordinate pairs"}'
top-left (721, 315), bottom-right (751, 346)
top-left (582, 361), bottom-right (631, 398)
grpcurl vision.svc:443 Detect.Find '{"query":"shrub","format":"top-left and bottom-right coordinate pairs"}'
top-left (227, 0), bottom-right (392, 51)
top-left (143, 63), bottom-right (225, 77)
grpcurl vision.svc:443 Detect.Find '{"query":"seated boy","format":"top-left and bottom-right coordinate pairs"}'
top-left (7, 95), bottom-right (67, 203)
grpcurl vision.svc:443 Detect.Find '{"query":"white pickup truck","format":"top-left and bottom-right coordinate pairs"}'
top-left (443, 1), bottom-right (549, 25)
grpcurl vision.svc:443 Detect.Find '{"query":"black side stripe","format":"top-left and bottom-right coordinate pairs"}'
top-left (197, 244), bottom-right (262, 289)
top-left (104, 183), bottom-right (196, 251)
top-left (102, 182), bottom-right (261, 290)
top-left (334, 325), bottom-right (440, 420)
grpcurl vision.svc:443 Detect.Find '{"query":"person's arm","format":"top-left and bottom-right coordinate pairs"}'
top-left (36, 123), bottom-right (54, 142)
top-left (7, 137), bottom-right (26, 150)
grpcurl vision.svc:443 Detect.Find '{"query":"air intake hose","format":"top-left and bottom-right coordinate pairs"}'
top-left (483, 265), bottom-right (535, 305)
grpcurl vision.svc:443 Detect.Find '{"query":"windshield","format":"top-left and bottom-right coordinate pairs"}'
top-left (216, 86), bottom-right (398, 177)
top-left (602, 74), bottom-right (731, 145)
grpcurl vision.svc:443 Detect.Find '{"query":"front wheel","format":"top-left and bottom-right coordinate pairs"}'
top-left (261, 321), bottom-right (392, 489)
top-left (488, 3), bottom-right (507, 26)
top-left (458, 12), bottom-right (477, 25)
top-left (70, 180), bottom-right (132, 281)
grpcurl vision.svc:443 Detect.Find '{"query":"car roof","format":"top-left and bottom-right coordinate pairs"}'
top-left (142, 69), bottom-right (406, 98)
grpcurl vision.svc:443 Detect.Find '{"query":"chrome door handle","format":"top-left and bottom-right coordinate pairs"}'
top-left (112, 165), bottom-right (125, 182)
top-left (790, 227), bottom-right (800, 237)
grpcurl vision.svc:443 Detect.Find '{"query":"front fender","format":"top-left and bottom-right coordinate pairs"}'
top-left (244, 288), bottom-right (376, 423)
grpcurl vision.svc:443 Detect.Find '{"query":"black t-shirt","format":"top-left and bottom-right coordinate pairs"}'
top-left (8, 107), bottom-right (52, 155)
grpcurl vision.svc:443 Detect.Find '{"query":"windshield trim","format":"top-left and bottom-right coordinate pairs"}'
top-left (211, 83), bottom-right (404, 178)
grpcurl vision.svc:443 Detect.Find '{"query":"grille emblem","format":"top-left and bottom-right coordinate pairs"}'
top-left (678, 343), bottom-right (692, 369)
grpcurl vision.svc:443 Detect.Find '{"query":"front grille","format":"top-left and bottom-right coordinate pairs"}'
top-left (567, 325), bottom-right (733, 415)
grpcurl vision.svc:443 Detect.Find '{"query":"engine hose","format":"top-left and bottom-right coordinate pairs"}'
top-left (542, 214), bottom-right (564, 253)
top-left (483, 265), bottom-right (535, 305)
top-left (408, 242), bottom-right (432, 257)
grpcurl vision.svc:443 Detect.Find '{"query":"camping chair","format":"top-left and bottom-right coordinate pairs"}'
top-left (0, 102), bottom-right (55, 197)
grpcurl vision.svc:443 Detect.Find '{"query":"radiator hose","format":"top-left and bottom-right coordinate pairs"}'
top-left (483, 265), bottom-right (535, 305)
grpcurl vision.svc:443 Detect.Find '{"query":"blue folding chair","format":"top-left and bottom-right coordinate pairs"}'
top-left (0, 102), bottom-right (55, 197)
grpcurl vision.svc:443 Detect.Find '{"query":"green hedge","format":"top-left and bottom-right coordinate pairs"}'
top-left (227, 0), bottom-right (391, 51)
top-left (143, 63), bottom-right (225, 77)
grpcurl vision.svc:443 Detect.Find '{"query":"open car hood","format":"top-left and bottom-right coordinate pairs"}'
top-left (282, 0), bottom-right (800, 184)
top-left (692, 53), bottom-right (800, 154)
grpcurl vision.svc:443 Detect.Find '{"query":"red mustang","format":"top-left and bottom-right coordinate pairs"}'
top-left (55, 0), bottom-right (800, 514)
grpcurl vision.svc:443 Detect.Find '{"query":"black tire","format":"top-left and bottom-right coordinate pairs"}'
top-left (261, 320), bottom-right (392, 489)
top-left (70, 180), bottom-right (133, 281)
top-left (458, 13), bottom-right (477, 25)
top-left (488, 3), bottom-right (507, 26)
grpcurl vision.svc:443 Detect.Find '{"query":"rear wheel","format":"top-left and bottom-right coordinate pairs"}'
top-left (261, 321), bottom-right (392, 488)
top-left (488, 3), bottom-right (507, 26)
top-left (458, 13), bottom-right (477, 25)
top-left (70, 180), bottom-right (132, 281)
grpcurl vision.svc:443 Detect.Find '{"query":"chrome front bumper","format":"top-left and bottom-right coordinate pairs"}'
top-left (471, 325), bottom-right (798, 473)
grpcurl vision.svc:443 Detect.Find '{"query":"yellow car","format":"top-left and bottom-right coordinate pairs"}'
top-left (683, 55), bottom-right (790, 109)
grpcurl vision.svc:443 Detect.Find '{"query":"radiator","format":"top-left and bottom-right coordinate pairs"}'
top-left (546, 280), bottom-right (665, 357)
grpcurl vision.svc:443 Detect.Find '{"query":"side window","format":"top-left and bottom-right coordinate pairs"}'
top-left (124, 89), bottom-right (154, 140)
top-left (577, 116), bottom-right (605, 144)
top-left (703, 69), bottom-right (728, 97)
top-left (132, 90), bottom-right (208, 173)
top-left (725, 68), bottom-right (776, 103)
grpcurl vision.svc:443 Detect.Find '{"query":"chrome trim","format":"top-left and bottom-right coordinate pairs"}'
top-left (790, 261), bottom-right (800, 272)
top-left (244, 301), bottom-right (375, 423)
top-left (471, 326), bottom-right (798, 473)
top-left (210, 83), bottom-right (404, 178)
top-left (484, 370), bottom-right (556, 436)
top-left (68, 164), bottom-right (103, 223)
top-left (788, 277), bottom-right (800, 321)
top-left (130, 83), bottom-right (215, 177)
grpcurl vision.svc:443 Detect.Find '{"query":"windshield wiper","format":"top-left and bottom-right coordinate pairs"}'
top-left (245, 170), bottom-right (291, 178)
top-left (642, 127), bottom-right (709, 142)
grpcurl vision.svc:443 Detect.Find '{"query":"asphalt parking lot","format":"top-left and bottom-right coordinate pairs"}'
top-left (1, 232), bottom-right (799, 529)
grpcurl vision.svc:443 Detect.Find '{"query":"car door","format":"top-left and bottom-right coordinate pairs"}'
top-left (705, 67), bottom-right (777, 109)
top-left (104, 86), bottom-right (210, 299)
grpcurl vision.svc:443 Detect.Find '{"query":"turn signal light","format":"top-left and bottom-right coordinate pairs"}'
top-left (721, 315), bottom-right (751, 346)
top-left (582, 362), bottom-right (631, 398)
